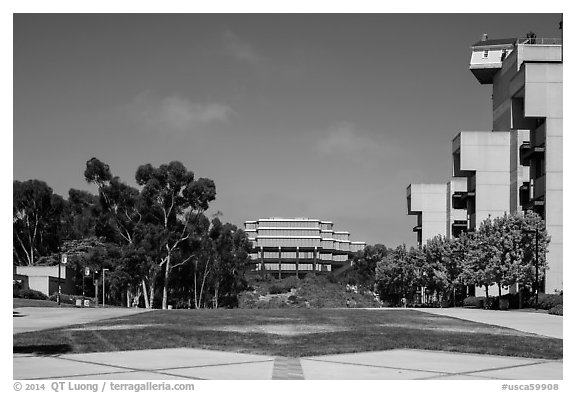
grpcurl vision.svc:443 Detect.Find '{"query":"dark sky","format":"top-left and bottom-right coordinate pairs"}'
top-left (13, 13), bottom-right (562, 247)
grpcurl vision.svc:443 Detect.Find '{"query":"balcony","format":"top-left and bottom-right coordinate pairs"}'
top-left (453, 191), bottom-right (476, 202)
top-left (520, 142), bottom-right (545, 166)
top-left (519, 182), bottom-right (530, 206)
top-left (533, 175), bottom-right (546, 200)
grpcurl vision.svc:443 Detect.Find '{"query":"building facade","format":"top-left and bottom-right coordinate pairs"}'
top-left (244, 217), bottom-right (366, 278)
top-left (406, 35), bottom-right (562, 293)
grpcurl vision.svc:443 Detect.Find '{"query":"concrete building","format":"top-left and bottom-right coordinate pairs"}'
top-left (447, 177), bottom-right (468, 238)
top-left (406, 35), bottom-right (562, 293)
top-left (469, 35), bottom-right (563, 292)
top-left (406, 179), bottom-right (467, 246)
top-left (244, 217), bottom-right (366, 278)
top-left (14, 265), bottom-right (75, 297)
top-left (407, 184), bottom-right (448, 245)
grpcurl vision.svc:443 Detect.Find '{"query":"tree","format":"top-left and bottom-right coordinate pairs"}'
top-left (348, 244), bottom-right (389, 289)
top-left (515, 210), bottom-right (550, 293)
top-left (375, 244), bottom-right (420, 305)
top-left (61, 188), bottom-right (102, 240)
top-left (85, 158), bottom-right (151, 305)
top-left (465, 223), bottom-right (500, 298)
top-left (85, 158), bottom-right (143, 245)
top-left (13, 180), bottom-right (66, 265)
top-left (135, 161), bottom-right (216, 309)
top-left (421, 236), bottom-right (451, 303)
top-left (206, 219), bottom-right (251, 308)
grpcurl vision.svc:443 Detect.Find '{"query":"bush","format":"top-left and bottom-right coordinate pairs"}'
top-left (49, 292), bottom-right (96, 306)
top-left (463, 296), bottom-right (484, 308)
top-left (268, 285), bottom-right (285, 295)
top-left (548, 304), bottom-right (563, 316)
top-left (484, 297), bottom-right (499, 310)
top-left (527, 293), bottom-right (563, 310)
top-left (18, 289), bottom-right (48, 300)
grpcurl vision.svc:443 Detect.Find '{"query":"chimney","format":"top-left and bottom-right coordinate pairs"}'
top-left (481, 33), bottom-right (488, 41)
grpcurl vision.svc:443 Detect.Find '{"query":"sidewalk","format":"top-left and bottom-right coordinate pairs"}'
top-left (412, 307), bottom-right (563, 339)
top-left (13, 307), bottom-right (150, 334)
top-left (13, 347), bottom-right (562, 380)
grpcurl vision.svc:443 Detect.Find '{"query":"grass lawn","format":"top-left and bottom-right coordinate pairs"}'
top-left (13, 298), bottom-right (75, 308)
top-left (12, 308), bottom-right (562, 359)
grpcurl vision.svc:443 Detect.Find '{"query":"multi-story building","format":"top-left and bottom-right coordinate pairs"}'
top-left (244, 217), bottom-right (366, 278)
top-left (469, 35), bottom-right (563, 292)
top-left (406, 34), bottom-right (562, 293)
top-left (407, 179), bottom-right (468, 246)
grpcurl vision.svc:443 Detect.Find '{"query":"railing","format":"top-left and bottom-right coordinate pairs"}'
top-left (517, 37), bottom-right (562, 45)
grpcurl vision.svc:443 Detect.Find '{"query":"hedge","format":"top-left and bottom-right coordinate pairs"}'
top-left (548, 304), bottom-right (563, 316)
top-left (527, 293), bottom-right (563, 310)
top-left (16, 289), bottom-right (48, 300)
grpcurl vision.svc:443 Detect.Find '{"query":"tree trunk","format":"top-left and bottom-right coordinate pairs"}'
top-left (194, 261), bottom-right (199, 309)
top-left (162, 253), bottom-right (171, 310)
top-left (149, 283), bottom-right (156, 309)
top-left (214, 283), bottom-right (219, 309)
top-left (199, 259), bottom-right (210, 309)
top-left (142, 279), bottom-right (150, 309)
top-left (95, 278), bottom-right (100, 307)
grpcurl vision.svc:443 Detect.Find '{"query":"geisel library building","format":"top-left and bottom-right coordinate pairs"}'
top-left (244, 217), bottom-right (366, 278)
top-left (407, 34), bottom-right (563, 294)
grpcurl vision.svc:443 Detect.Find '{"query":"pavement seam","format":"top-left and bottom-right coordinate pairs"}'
top-left (54, 355), bottom-right (274, 373)
top-left (272, 357), bottom-right (304, 380)
top-left (301, 358), bottom-right (445, 375)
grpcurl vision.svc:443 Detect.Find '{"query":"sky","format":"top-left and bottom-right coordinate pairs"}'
top-left (13, 13), bottom-right (563, 247)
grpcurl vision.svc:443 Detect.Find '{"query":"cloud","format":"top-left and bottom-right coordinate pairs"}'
top-left (127, 92), bottom-right (232, 134)
top-left (317, 122), bottom-right (379, 156)
top-left (222, 31), bottom-right (264, 66)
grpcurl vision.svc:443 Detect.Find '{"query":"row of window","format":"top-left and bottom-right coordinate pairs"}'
top-left (258, 221), bottom-right (319, 228)
top-left (251, 251), bottom-right (341, 259)
top-left (258, 229), bottom-right (320, 236)
top-left (255, 238), bottom-right (322, 247)
top-left (333, 233), bottom-right (350, 240)
top-left (254, 263), bottom-right (332, 272)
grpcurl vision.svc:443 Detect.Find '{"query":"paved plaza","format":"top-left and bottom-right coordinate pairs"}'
top-left (13, 307), bottom-right (563, 380)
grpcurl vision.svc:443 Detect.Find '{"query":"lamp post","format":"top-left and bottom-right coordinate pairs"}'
top-left (523, 228), bottom-right (539, 310)
top-left (102, 268), bottom-right (109, 307)
top-left (58, 253), bottom-right (67, 306)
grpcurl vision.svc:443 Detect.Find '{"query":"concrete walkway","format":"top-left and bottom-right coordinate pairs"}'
top-left (13, 347), bottom-right (562, 380)
top-left (13, 307), bottom-right (150, 334)
top-left (13, 306), bottom-right (563, 380)
top-left (412, 307), bottom-right (563, 339)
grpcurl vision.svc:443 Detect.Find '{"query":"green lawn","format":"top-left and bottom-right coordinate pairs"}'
top-left (12, 308), bottom-right (562, 359)
top-left (13, 298), bottom-right (75, 308)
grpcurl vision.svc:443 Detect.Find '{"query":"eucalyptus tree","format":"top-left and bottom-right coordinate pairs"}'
top-left (135, 161), bottom-right (216, 309)
top-left (13, 180), bottom-right (66, 265)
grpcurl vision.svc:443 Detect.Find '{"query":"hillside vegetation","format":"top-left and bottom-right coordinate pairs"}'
top-left (238, 275), bottom-right (381, 309)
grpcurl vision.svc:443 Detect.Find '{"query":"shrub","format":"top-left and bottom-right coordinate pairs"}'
top-left (18, 289), bottom-right (48, 300)
top-left (463, 296), bottom-right (484, 308)
top-left (548, 304), bottom-right (563, 316)
top-left (48, 292), bottom-right (96, 306)
top-left (279, 276), bottom-right (299, 291)
top-left (527, 294), bottom-right (563, 310)
top-left (268, 284), bottom-right (285, 295)
top-left (484, 297), bottom-right (499, 310)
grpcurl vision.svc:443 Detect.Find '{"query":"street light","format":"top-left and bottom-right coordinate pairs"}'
top-left (58, 253), bottom-right (67, 306)
top-left (102, 268), bottom-right (110, 307)
top-left (523, 228), bottom-right (539, 310)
